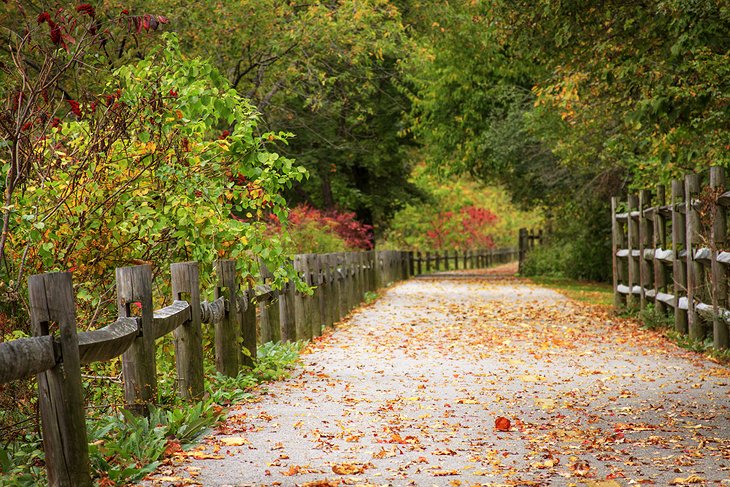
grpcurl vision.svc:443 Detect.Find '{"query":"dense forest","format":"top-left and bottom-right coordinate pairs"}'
top-left (0, 1), bottom-right (728, 484)
top-left (1, 0), bottom-right (728, 296)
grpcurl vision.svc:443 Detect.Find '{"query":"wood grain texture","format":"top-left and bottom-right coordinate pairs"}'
top-left (171, 261), bottom-right (204, 401)
top-left (117, 264), bottom-right (156, 415)
top-left (29, 272), bottom-right (92, 487)
top-left (0, 335), bottom-right (56, 383)
top-left (215, 259), bottom-right (240, 377)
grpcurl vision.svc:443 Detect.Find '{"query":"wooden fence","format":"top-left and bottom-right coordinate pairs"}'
top-left (0, 246), bottom-right (517, 486)
top-left (612, 166), bottom-right (730, 351)
top-left (518, 228), bottom-right (543, 273)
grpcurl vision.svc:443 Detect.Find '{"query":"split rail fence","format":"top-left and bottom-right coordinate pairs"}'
top-left (0, 246), bottom-right (517, 486)
top-left (612, 166), bottom-right (730, 351)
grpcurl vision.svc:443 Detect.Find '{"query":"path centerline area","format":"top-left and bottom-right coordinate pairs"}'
top-left (145, 265), bottom-right (730, 486)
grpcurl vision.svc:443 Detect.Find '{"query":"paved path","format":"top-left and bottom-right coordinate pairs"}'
top-left (145, 265), bottom-right (730, 486)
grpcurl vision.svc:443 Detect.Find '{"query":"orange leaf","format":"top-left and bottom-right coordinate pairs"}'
top-left (495, 416), bottom-right (511, 432)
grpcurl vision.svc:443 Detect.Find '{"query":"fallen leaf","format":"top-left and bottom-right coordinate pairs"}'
top-left (219, 437), bottom-right (248, 446)
top-left (670, 475), bottom-right (706, 485)
top-left (332, 463), bottom-right (366, 475)
top-left (495, 416), bottom-right (511, 432)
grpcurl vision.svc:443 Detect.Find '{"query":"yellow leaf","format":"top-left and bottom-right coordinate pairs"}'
top-left (219, 437), bottom-right (248, 446)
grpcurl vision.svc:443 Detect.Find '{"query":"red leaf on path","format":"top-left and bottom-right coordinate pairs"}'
top-left (495, 416), bottom-right (511, 432)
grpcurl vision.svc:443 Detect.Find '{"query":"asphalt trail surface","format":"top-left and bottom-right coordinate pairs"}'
top-left (144, 264), bottom-right (730, 486)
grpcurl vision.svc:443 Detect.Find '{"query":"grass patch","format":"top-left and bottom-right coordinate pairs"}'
top-left (526, 276), bottom-right (614, 307)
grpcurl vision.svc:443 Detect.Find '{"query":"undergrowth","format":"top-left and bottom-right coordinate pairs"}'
top-left (0, 340), bottom-right (305, 487)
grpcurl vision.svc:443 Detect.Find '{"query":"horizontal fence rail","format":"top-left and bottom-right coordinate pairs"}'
top-left (612, 166), bottom-right (730, 352)
top-left (0, 246), bottom-right (518, 486)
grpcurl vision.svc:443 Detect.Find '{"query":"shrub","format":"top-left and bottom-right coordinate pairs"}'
top-left (269, 204), bottom-right (374, 253)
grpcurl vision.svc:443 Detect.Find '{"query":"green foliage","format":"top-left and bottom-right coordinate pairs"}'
top-left (364, 291), bottom-right (379, 304)
top-left (639, 304), bottom-right (674, 331)
top-left (2, 34), bottom-right (306, 329)
top-left (0, 435), bottom-right (45, 487)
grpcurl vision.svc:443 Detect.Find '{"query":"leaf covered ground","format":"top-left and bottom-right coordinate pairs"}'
top-left (142, 264), bottom-right (730, 486)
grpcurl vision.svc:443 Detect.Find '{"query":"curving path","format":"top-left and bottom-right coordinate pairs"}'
top-left (144, 264), bottom-right (730, 486)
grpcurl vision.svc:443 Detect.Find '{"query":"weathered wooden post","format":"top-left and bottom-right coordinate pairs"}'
top-left (627, 195), bottom-right (640, 308)
top-left (336, 253), bottom-right (347, 319)
top-left (293, 255), bottom-right (313, 340)
top-left (710, 167), bottom-right (728, 349)
top-left (309, 254), bottom-right (324, 336)
top-left (686, 174), bottom-right (703, 340)
top-left (241, 286), bottom-right (257, 367)
top-left (330, 253), bottom-right (343, 324)
top-left (519, 228), bottom-right (528, 273)
top-left (170, 262), bottom-right (204, 400)
top-left (29, 272), bottom-right (92, 487)
top-left (279, 279), bottom-right (296, 342)
top-left (672, 179), bottom-right (688, 333)
top-left (611, 197), bottom-right (626, 308)
top-left (639, 190), bottom-right (652, 310)
top-left (214, 259), bottom-right (240, 376)
top-left (117, 264), bottom-right (156, 414)
top-left (258, 263), bottom-right (281, 343)
top-left (425, 251), bottom-right (431, 272)
top-left (653, 186), bottom-right (668, 315)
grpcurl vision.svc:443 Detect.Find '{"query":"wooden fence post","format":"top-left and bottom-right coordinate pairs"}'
top-left (672, 179), bottom-right (688, 333)
top-left (639, 190), bottom-right (652, 310)
top-left (611, 197), bottom-right (626, 307)
top-left (258, 263), bottom-right (280, 343)
top-left (279, 279), bottom-right (296, 342)
top-left (425, 251), bottom-right (431, 272)
top-left (170, 262), bottom-right (204, 400)
top-left (330, 253), bottom-right (343, 324)
top-left (685, 174), bottom-right (703, 340)
top-left (29, 272), bottom-right (92, 487)
top-left (309, 254), bottom-right (324, 337)
top-left (653, 186), bottom-right (668, 316)
top-left (627, 195), bottom-right (640, 308)
top-left (519, 228), bottom-right (528, 273)
top-left (214, 259), bottom-right (240, 377)
top-left (710, 167), bottom-right (728, 349)
top-left (293, 255), bottom-right (313, 340)
top-left (317, 254), bottom-right (331, 329)
top-left (241, 286), bottom-right (257, 368)
top-left (117, 264), bottom-right (156, 415)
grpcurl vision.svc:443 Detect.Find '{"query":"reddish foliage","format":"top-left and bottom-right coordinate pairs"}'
top-left (426, 205), bottom-right (498, 250)
top-left (66, 99), bottom-right (82, 117)
top-left (75, 4), bottom-right (96, 18)
top-left (285, 204), bottom-right (374, 250)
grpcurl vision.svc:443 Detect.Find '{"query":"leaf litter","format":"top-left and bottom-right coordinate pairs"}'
top-left (142, 264), bottom-right (730, 486)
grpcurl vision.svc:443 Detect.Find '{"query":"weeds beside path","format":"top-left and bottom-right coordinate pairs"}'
top-left (144, 265), bottom-right (730, 486)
